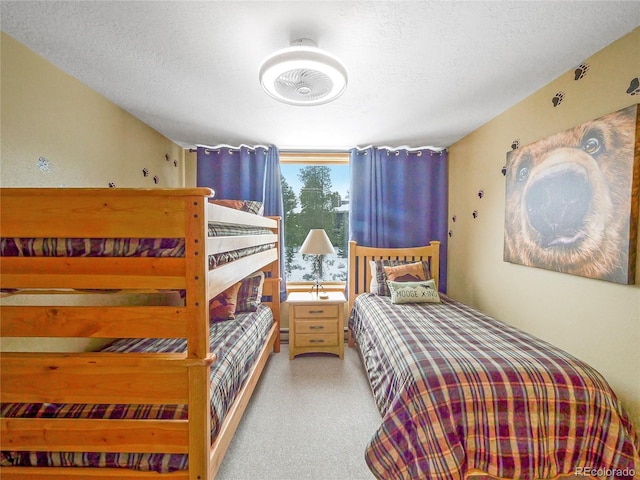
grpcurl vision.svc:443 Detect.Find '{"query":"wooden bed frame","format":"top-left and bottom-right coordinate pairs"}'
top-left (0, 187), bottom-right (281, 480)
top-left (347, 240), bottom-right (440, 347)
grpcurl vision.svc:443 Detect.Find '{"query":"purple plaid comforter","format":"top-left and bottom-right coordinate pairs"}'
top-left (0, 305), bottom-right (274, 473)
top-left (349, 293), bottom-right (639, 480)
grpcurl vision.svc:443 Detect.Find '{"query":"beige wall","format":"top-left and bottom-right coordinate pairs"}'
top-left (0, 33), bottom-right (187, 352)
top-left (448, 27), bottom-right (640, 428)
top-left (1, 32), bottom-right (185, 188)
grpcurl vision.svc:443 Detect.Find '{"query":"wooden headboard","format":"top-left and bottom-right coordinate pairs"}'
top-left (347, 240), bottom-right (440, 312)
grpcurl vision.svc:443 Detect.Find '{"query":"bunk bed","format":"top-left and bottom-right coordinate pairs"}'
top-left (347, 240), bottom-right (639, 480)
top-left (0, 187), bottom-right (281, 479)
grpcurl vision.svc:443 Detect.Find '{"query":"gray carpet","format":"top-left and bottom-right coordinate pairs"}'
top-left (216, 344), bottom-right (381, 480)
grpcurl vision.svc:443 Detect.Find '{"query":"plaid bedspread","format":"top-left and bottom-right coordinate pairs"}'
top-left (349, 293), bottom-right (639, 480)
top-left (0, 305), bottom-right (274, 473)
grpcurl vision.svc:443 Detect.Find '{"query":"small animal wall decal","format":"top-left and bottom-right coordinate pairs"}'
top-left (153, 175), bottom-right (160, 184)
top-left (142, 168), bottom-right (149, 177)
top-left (478, 190), bottom-right (484, 199)
top-left (552, 92), bottom-right (565, 107)
top-left (574, 63), bottom-right (590, 80)
top-left (37, 156), bottom-right (52, 172)
top-left (472, 210), bottom-right (479, 219)
top-left (108, 182), bottom-right (116, 188)
top-left (627, 77), bottom-right (639, 96)
top-left (511, 139), bottom-right (520, 150)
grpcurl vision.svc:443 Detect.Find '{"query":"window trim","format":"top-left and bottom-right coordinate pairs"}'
top-left (280, 151), bottom-right (349, 165)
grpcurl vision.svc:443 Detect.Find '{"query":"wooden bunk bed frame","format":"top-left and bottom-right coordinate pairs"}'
top-left (0, 187), bottom-right (281, 480)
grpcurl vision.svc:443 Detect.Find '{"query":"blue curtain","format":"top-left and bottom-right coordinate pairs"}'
top-left (197, 145), bottom-right (286, 299)
top-left (349, 147), bottom-right (448, 291)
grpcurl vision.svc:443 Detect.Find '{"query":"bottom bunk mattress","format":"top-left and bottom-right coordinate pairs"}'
top-left (0, 304), bottom-right (274, 473)
top-left (349, 293), bottom-right (639, 480)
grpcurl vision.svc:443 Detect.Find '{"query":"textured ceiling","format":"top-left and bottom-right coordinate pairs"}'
top-left (1, 1), bottom-right (639, 150)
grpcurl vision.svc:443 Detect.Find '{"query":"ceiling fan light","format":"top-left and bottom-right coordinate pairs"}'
top-left (259, 43), bottom-right (348, 106)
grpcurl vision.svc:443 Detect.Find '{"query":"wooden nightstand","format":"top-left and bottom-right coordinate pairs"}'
top-left (287, 291), bottom-right (346, 360)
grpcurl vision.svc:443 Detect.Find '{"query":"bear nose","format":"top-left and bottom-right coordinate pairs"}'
top-left (525, 164), bottom-right (592, 247)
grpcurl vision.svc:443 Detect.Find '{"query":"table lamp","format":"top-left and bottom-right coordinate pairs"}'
top-left (299, 229), bottom-right (336, 297)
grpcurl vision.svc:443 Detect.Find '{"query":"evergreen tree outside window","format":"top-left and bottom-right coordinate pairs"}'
top-left (280, 161), bottom-right (349, 283)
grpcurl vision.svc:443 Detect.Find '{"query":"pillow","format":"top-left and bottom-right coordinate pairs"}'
top-left (370, 259), bottom-right (431, 296)
top-left (387, 279), bottom-right (441, 304)
top-left (235, 271), bottom-right (265, 313)
top-left (383, 261), bottom-right (430, 283)
top-left (209, 199), bottom-right (264, 215)
top-left (209, 282), bottom-right (241, 322)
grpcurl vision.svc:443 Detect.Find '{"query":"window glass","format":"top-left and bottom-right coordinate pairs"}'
top-left (280, 163), bottom-right (349, 282)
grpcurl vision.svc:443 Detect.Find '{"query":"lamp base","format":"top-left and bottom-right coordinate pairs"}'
top-left (310, 281), bottom-right (329, 299)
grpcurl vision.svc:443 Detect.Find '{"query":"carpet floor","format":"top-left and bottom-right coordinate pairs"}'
top-left (216, 343), bottom-right (381, 480)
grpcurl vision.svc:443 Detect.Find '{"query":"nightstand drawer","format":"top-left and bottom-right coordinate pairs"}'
top-left (295, 319), bottom-right (338, 334)
top-left (295, 333), bottom-right (339, 347)
top-left (294, 305), bottom-right (339, 318)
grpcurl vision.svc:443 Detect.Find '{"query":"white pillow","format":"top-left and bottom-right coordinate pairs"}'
top-left (369, 260), bottom-right (379, 293)
top-left (387, 279), bottom-right (441, 304)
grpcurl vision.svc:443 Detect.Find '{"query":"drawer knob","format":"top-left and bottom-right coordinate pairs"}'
top-left (309, 326), bottom-right (324, 330)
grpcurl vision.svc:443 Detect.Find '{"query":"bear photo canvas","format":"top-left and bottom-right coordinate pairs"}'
top-left (503, 104), bottom-right (640, 284)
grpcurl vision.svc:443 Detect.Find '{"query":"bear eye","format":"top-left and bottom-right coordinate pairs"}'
top-left (581, 130), bottom-right (604, 156)
top-left (517, 167), bottom-right (529, 182)
top-left (582, 137), bottom-right (600, 155)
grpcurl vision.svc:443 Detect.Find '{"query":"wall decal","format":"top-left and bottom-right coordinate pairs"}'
top-left (165, 153), bottom-right (170, 161)
top-left (174, 159), bottom-right (178, 167)
top-left (108, 182), bottom-right (116, 188)
top-left (448, 230), bottom-right (453, 238)
top-left (501, 165), bottom-right (507, 176)
top-left (511, 139), bottom-right (520, 150)
top-left (574, 63), bottom-right (590, 80)
top-left (451, 215), bottom-right (457, 223)
top-left (478, 189), bottom-right (484, 199)
top-left (627, 77), bottom-right (639, 96)
top-left (153, 175), bottom-right (159, 184)
top-left (37, 156), bottom-right (52, 172)
top-left (552, 92), bottom-right (564, 107)
top-left (504, 104), bottom-right (639, 284)
top-left (472, 210), bottom-right (478, 219)
top-left (142, 168), bottom-right (149, 177)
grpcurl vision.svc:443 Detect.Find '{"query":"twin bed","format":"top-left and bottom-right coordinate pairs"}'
top-left (0, 187), bottom-right (281, 479)
top-left (347, 240), bottom-right (639, 480)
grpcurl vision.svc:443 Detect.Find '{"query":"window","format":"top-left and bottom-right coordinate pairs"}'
top-left (280, 153), bottom-right (349, 284)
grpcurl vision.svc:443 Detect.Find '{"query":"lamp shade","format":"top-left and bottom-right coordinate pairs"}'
top-left (299, 229), bottom-right (336, 255)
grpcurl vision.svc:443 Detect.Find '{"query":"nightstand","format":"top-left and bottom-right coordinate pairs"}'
top-left (287, 291), bottom-right (346, 360)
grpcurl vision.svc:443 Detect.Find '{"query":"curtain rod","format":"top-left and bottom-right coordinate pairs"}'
top-left (353, 145), bottom-right (447, 152)
top-left (189, 143), bottom-right (271, 153)
top-left (188, 145), bottom-right (446, 153)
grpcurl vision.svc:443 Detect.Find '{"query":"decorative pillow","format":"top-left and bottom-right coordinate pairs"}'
top-left (387, 279), bottom-right (441, 304)
top-left (209, 282), bottom-right (241, 322)
top-left (209, 199), bottom-right (264, 215)
top-left (235, 271), bottom-right (265, 313)
top-left (370, 259), bottom-right (431, 296)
